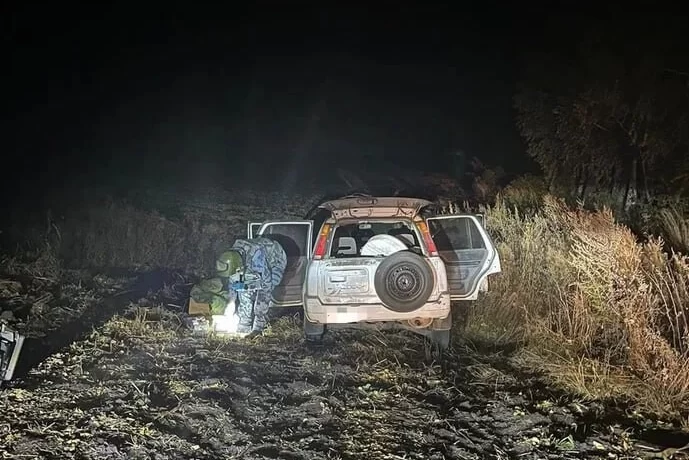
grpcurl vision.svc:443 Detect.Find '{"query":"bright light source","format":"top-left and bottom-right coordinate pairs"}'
top-left (212, 314), bottom-right (239, 333)
top-left (211, 299), bottom-right (241, 334)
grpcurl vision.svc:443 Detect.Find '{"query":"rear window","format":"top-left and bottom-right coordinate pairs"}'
top-left (329, 220), bottom-right (420, 257)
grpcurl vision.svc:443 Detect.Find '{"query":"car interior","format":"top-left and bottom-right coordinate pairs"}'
top-left (329, 221), bottom-right (422, 257)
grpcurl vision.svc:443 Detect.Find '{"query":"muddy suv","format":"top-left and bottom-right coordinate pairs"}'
top-left (248, 195), bottom-right (501, 349)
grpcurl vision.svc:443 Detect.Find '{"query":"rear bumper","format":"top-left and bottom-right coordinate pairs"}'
top-left (304, 293), bottom-right (451, 324)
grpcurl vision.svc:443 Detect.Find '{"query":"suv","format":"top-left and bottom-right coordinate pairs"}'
top-left (248, 195), bottom-right (501, 349)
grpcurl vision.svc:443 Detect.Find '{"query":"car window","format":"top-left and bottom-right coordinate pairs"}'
top-left (261, 223), bottom-right (311, 258)
top-left (329, 220), bottom-right (419, 257)
top-left (428, 217), bottom-right (486, 251)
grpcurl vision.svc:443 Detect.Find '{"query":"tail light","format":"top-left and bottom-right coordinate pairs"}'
top-left (416, 221), bottom-right (438, 256)
top-left (313, 223), bottom-right (332, 259)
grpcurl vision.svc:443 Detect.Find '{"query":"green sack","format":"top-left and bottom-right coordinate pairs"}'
top-left (209, 296), bottom-right (229, 315)
top-left (190, 277), bottom-right (231, 315)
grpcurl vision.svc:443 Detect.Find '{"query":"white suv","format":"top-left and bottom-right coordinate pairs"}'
top-left (248, 195), bottom-right (501, 349)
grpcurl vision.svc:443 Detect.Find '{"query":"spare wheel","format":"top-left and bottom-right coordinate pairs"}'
top-left (374, 251), bottom-right (434, 313)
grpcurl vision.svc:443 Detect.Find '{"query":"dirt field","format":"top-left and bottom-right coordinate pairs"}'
top-left (1, 270), bottom-right (688, 460)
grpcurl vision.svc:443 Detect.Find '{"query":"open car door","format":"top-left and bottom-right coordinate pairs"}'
top-left (426, 215), bottom-right (501, 300)
top-left (247, 222), bottom-right (263, 239)
top-left (475, 214), bottom-right (485, 227)
top-left (256, 220), bottom-right (313, 307)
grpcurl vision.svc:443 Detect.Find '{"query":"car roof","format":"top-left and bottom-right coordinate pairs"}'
top-left (319, 196), bottom-right (432, 219)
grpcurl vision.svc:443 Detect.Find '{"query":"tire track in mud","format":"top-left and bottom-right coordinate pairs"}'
top-left (2, 292), bottom-right (689, 459)
top-left (185, 334), bottom-right (686, 458)
top-left (9, 270), bottom-right (177, 381)
top-left (63, 328), bottom-right (640, 459)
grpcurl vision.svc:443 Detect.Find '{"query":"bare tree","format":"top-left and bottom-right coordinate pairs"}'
top-left (514, 18), bottom-right (689, 208)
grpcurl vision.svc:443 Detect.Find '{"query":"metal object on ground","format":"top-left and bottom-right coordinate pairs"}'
top-left (183, 316), bottom-right (211, 334)
top-left (0, 321), bottom-right (24, 382)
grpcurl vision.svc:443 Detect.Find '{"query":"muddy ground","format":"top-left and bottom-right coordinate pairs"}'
top-left (1, 271), bottom-right (688, 460)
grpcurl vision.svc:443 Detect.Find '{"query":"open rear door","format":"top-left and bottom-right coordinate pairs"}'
top-left (247, 222), bottom-right (263, 239)
top-left (475, 214), bottom-right (485, 227)
top-left (426, 215), bottom-right (501, 300)
top-left (256, 220), bottom-right (313, 307)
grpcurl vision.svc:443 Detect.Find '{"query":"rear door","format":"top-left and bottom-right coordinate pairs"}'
top-left (247, 222), bottom-right (263, 239)
top-left (426, 215), bottom-right (501, 300)
top-left (256, 220), bottom-right (313, 306)
top-left (475, 214), bottom-right (485, 227)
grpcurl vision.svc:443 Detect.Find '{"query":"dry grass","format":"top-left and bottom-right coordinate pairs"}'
top-left (104, 304), bottom-right (183, 341)
top-left (2, 189), bottom-right (321, 273)
top-left (657, 205), bottom-right (689, 255)
top-left (1, 243), bottom-right (62, 280)
top-left (468, 194), bottom-right (689, 424)
top-left (498, 174), bottom-right (549, 215)
top-left (58, 199), bottom-right (231, 272)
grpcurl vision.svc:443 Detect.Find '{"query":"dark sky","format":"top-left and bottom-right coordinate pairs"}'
top-left (4, 3), bottom-right (563, 198)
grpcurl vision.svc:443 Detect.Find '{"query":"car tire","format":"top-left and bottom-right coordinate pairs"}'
top-left (303, 313), bottom-right (325, 342)
top-left (374, 250), bottom-right (435, 313)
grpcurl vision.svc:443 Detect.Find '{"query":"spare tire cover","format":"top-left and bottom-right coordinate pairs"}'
top-left (374, 250), bottom-right (435, 313)
top-left (360, 234), bottom-right (409, 257)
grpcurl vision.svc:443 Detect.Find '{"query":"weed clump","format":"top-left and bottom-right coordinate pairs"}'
top-left (468, 195), bottom-right (689, 425)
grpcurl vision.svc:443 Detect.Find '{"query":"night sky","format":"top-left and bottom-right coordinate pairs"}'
top-left (4, 3), bottom-right (610, 200)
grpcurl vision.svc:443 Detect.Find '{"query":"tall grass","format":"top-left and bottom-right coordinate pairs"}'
top-left (469, 194), bottom-right (689, 423)
top-left (56, 199), bottom-right (236, 272)
top-left (657, 205), bottom-right (689, 255)
top-left (3, 190), bottom-right (320, 273)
